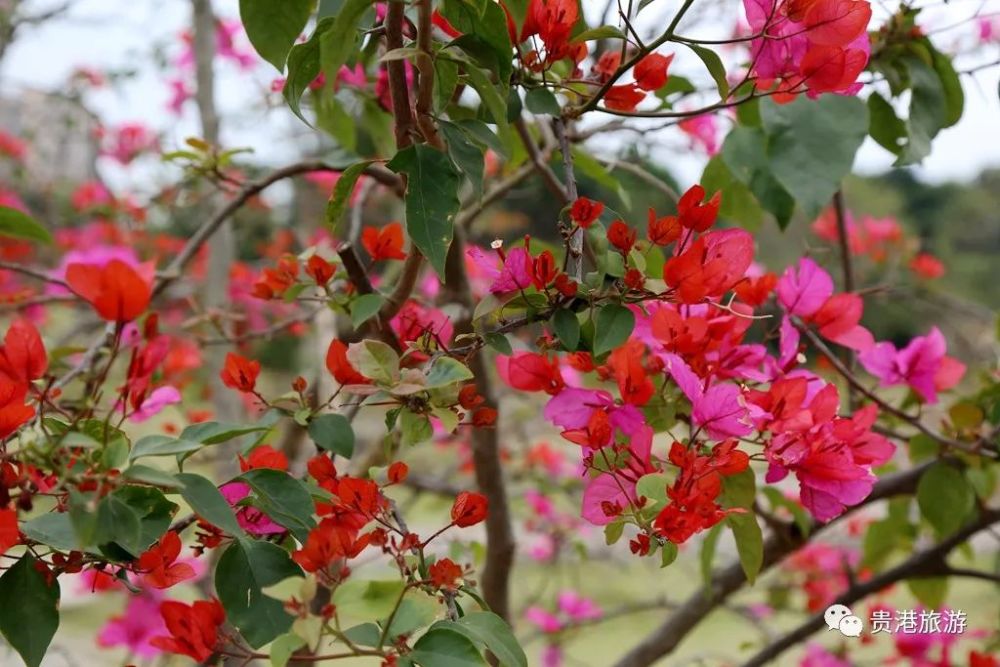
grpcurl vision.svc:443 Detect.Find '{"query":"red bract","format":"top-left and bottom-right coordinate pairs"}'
top-left (150, 599), bottom-right (225, 662)
top-left (220, 352), bottom-right (260, 393)
top-left (451, 491), bottom-right (488, 527)
top-left (570, 197), bottom-right (604, 228)
top-left (677, 185), bottom-right (721, 232)
top-left (387, 461), bottom-right (408, 484)
top-left (252, 256), bottom-right (299, 299)
top-left (361, 222), bottom-right (407, 261)
top-left (607, 220), bottom-right (637, 254)
top-left (607, 341), bottom-right (654, 406)
top-left (603, 84), bottom-right (646, 112)
top-left (733, 272), bottom-right (778, 306)
top-left (560, 408), bottom-right (613, 448)
top-left (664, 229), bottom-right (754, 303)
top-left (909, 252), bottom-right (945, 279)
top-left (647, 209), bottom-right (682, 246)
top-left (532, 250), bottom-right (558, 290)
top-left (0, 507), bottom-right (19, 555)
top-left (497, 352), bottom-right (564, 395)
top-left (0, 381), bottom-right (34, 439)
top-left (522, 0), bottom-right (578, 59)
top-left (802, 0), bottom-right (872, 47)
top-left (472, 407), bottom-right (498, 426)
top-left (633, 53), bottom-right (673, 91)
top-left (326, 339), bottom-right (370, 385)
top-left (292, 519), bottom-right (370, 572)
top-left (305, 254), bottom-right (335, 285)
top-left (429, 557), bottom-right (463, 590)
top-left (136, 531), bottom-right (196, 589)
top-left (66, 259), bottom-right (152, 322)
top-left (239, 445), bottom-right (288, 472)
top-left (0, 319), bottom-right (47, 385)
top-left (799, 45), bottom-right (868, 93)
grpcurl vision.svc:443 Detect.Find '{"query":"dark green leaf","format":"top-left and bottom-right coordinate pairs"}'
top-left (700, 523), bottom-right (723, 586)
top-left (917, 462), bottom-right (975, 537)
top-left (930, 47), bottom-right (963, 128)
top-left (484, 332), bottom-right (512, 355)
top-left (412, 627), bottom-right (487, 667)
top-left (307, 413), bottom-right (356, 458)
top-left (867, 92), bottom-right (907, 157)
top-left (181, 420), bottom-right (269, 445)
top-left (283, 17), bottom-right (330, 122)
top-left (326, 161), bottom-right (375, 231)
top-left (895, 57), bottom-right (945, 166)
top-left (429, 612), bottom-right (527, 667)
top-left (0, 207), bottom-right (52, 244)
top-left (425, 357), bottom-right (474, 388)
top-left (592, 304), bottom-right (635, 356)
top-left (129, 434), bottom-right (204, 461)
top-left (686, 43), bottom-right (728, 100)
top-left (175, 472), bottom-right (245, 536)
top-left (239, 0), bottom-right (313, 71)
top-left (524, 88), bottom-right (561, 116)
top-left (701, 155), bottom-right (763, 230)
top-left (20, 513), bottom-right (79, 552)
top-left (572, 25), bottom-right (625, 41)
top-left (217, 538), bottom-right (301, 648)
top-left (122, 464), bottom-right (184, 488)
top-left (238, 468), bottom-right (316, 541)
top-left (760, 95), bottom-right (868, 219)
top-left (551, 309), bottom-right (580, 351)
top-left (441, 0), bottom-right (513, 85)
top-left (387, 145), bottom-right (462, 279)
top-left (721, 469), bottom-right (763, 583)
top-left (351, 293), bottom-right (386, 329)
top-left (440, 121), bottom-right (486, 198)
top-left (0, 555), bottom-right (60, 667)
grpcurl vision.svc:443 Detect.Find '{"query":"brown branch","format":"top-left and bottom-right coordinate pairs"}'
top-left (799, 326), bottom-right (998, 459)
top-left (414, 0), bottom-right (443, 149)
top-left (0, 261), bottom-right (68, 288)
top-left (385, 0), bottom-right (415, 149)
top-left (740, 507), bottom-right (1000, 667)
top-left (336, 243), bottom-right (403, 350)
top-left (831, 189), bottom-right (857, 408)
top-left (440, 227), bottom-right (516, 622)
top-left (513, 117), bottom-right (568, 203)
top-left (612, 462), bottom-right (935, 667)
top-left (552, 118), bottom-right (583, 282)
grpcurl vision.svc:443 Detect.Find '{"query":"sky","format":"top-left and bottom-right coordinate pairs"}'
top-left (2, 0), bottom-right (1000, 193)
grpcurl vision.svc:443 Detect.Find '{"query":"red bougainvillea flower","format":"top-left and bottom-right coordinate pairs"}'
top-left (560, 406), bottom-right (613, 449)
top-left (219, 352), bottom-right (260, 393)
top-left (361, 222), bottom-right (407, 261)
top-left (663, 229), bottom-right (754, 303)
top-left (136, 531), bottom-right (196, 589)
top-left (0, 381), bottom-right (34, 439)
top-left (909, 252), bottom-right (945, 279)
top-left (532, 250), bottom-right (558, 290)
top-left (520, 0), bottom-right (579, 63)
top-left (150, 599), bottom-right (225, 662)
top-left (387, 461), bottom-right (409, 484)
top-left (633, 52), bottom-right (673, 91)
top-left (607, 220), bottom-right (638, 254)
top-left (252, 256), bottom-right (299, 299)
top-left (429, 558), bottom-right (463, 590)
top-left (603, 84), bottom-right (646, 112)
top-left (810, 292), bottom-right (874, 351)
top-left (607, 340), bottom-right (655, 406)
top-left (305, 254), bottom-right (335, 286)
top-left (733, 272), bottom-right (778, 307)
top-left (570, 197), bottom-right (604, 228)
top-left (647, 208), bottom-right (682, 246)
top-left (0, 507), bottom-right (19, 555)
top-left (0, 319), bottom-right (47, 385)
top-left (66, 259), bottom-right (152, 322)
top-left (451, 491), bottom-right (488, 527)
top-left (676, 185), bottom-right (721, 232)
top-left (292, 518), bottom-right (371, 572)
top-left (238, 444), bottom-right (288, 472)
top-left (496, 352), bottom-right (565, 395)
top-left (326, 339), bottom-right (370, 386)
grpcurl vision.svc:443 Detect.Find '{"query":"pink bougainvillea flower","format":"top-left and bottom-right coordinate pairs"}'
top-left (97, 591), bottom-right (168, 659)
top-left (219, 482), bottom-right (285, 535)
top-left (858, 327), bottom-right (963, 404)
top-left (909, 252), bottom-right (945, 279)
top-left (678, 113), bottom-right (719, 155)
top-left (663, 353), bottom-right (754, 440)
top-left (777, 257), bottom-right (834, 318)
top-left (127, 385), bottom-right (181, 423)
top-left (810, 292), bottom-right (874, 351)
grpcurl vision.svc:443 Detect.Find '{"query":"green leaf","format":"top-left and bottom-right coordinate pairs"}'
top-left (635, 473), bottom-right (670, 506)
top-left (307, 413), bottom-right (356, 458)
top-left (103, 486), bottom-right (177, 557)
top-left (318, 0), bottom-right (374, 89)
top-left (524, 88), bottom-right (561, 116)
top-left (175, 472), bottom-right (245, 536)
top-left (283, 17), bottom-right (329, 122)
top-left (700, 524), bottom-right (723, 586)
top-left (551, 309), bottom-right (580, 351)
top-left (181, 420), bottom-right (269, 445)
top-left (867, 92), bottom-right (907, 157)
top-left (721, 469), bottom-right (763, 584)
top-left (930, 46), bottom-right (963, 128)
top-left (351, 293), bottom-right (386, 329)
top-left (429, 612), bottom-right (527, 667)
top-left (720, 126), bottom-right (794, 229)
top-left (592, 304), bottom-right (635, 356)
top-left (217, 538), bottom-right (301, 648)
top-left (441, 0), bottom-right (513, 86)
top-left (503, 0), bottom-right (528, 35)
top-left (685, 43), bottom-right (728, 100)
top-left (239, 0), bottom-right (313, 71)
top-left (0, 555), bottom-right (60, 667)
top-left (383, 592), bottom-right (440, 641)
top-left (659, 541), bottom-right (678, 568)
top-left (440, 120), bottom-right (486, 198)
top-left (907, 577), bottom-right (949, 609)
top-left (20, 512), bottom-right (79, 552)
top-left (412, 627), bottom-right (488, 667)
top-left (129, 434), bottom-right (204, 461)
top-left (701, 155), bottom-right (763, 230)
top-left (333, 579), bottom-right (406, 618)
top-left (572, 25), bottom-right (626, 42)
top-left (347, 339), bottom-right (400, 384)
top-left (484, 332), bottom-right (512, 355)
top-left (238, 468), bottom-right (317, 542)
top-left (0, 207), bottom-right (52, 244)
top-left (917, 462), bottom-right (975, 537)
top-left (343, 622), bottom-right (381, 647)
top-left (400, 408), bottom-right (433, 446)
top-left (387, 145), bottom-right (462, 279)
top-left (122, 464), bottom-right (184, 488)
top-left (269, 633), bottom-right (307, 667)
top-left (760, 95), bottom-right (868, 219)
top-left (93, 492), bottom-right (143, 557)
top-left (425, 357), bottom-right (474, 388)
top-left (604, 521), bottom-right (624, 545)
top-left (326, 161), bottom-right (375, 231)
top-left (895, 57), bottom-right (946, 166)
top-left (461, 60), bottom-right (508, 128)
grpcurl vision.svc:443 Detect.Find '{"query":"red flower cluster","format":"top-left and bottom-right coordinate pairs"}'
top-left (361, 222), bottom-right (407, 261)
top-left (66, 259), bottom-right (151, 322)
top-left (151, 599), bottom-right (225, 662)
top-left (652, 441), bottom-right (749, 544)
top-left (135, 531), bottom-right (196, 589)
top-left (451, 491), bottom-right (488, 527)
top-left (0, 319), bottom-right (46, 439)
